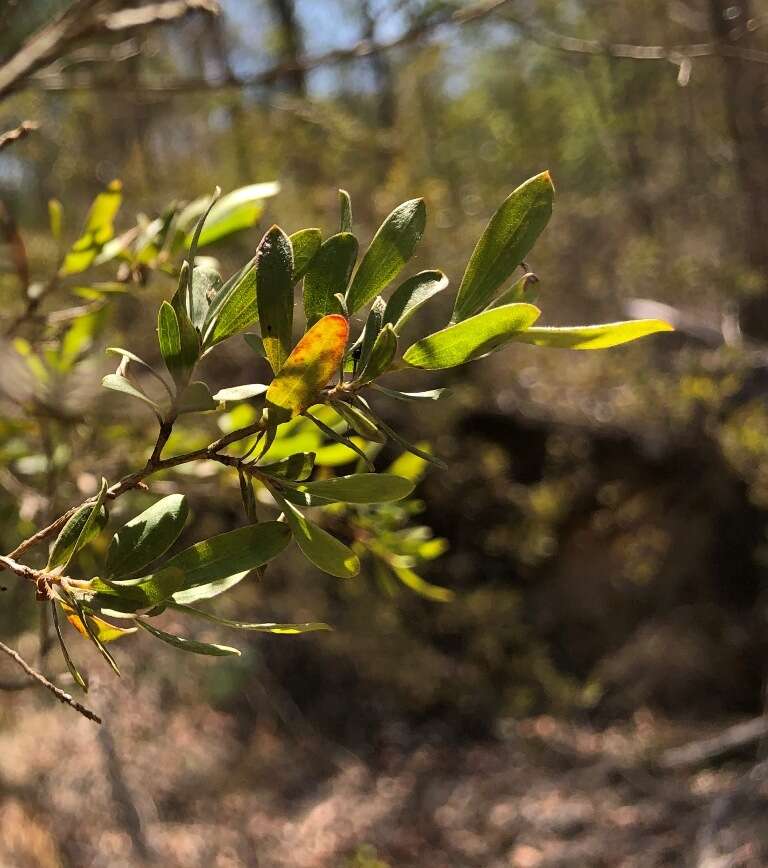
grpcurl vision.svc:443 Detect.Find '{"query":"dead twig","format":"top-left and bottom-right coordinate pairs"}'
top-left (0, 639), bottom-right (101, 723)
top-left (0, 120), bottom-right (39, 152)
top-left (658, 717), bottom-right (768, 769)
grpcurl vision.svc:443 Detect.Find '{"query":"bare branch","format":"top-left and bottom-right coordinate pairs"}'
top-left (0, 639), bottom-right (101, 723)
top-left (0, 0), bottom-right (220, 102)
top-left (0, 120), bottom-right (39, 152)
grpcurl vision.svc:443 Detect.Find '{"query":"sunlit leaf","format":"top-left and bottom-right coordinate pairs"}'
top-left (489, 271), bottom-right (539, 308)
top-left (452, 171), bottom-right (553, 322)
top-left (331, 401), bottom-right (386, 443)
top-left (213, 383), bottom-right (268, 403)
top-left (60, 179), bottom-right (122, 275)
top-left (356, 323), bottom-right (397, 384)
top-left (371, 385), bottom-right (449, 402)
top-left (259, 452), bottom-right (316, 481)
top-left (391, 564), bottom-right (454, 602)
top-left (135, 618), bottom-right (240, 656)
top-left (510, 319), bottom-right (674, 350)
top-left (346, 198), bottom-right (426, 313)
top-left (296, 473), bottom-right (414, 503)
top-left (339, 189), bottom-right (352, 233)
top-left (47, 497), bottom-right (108, 572)
top-left (61, 602), bottom-right (137, 643)
top-left (173, 604), bottom-right (331, 634)
top-left (303, 232), bottom-right (358, 327)
top-left (182, 182), bottom-right (280, 248)
top-left (383, 270), bottom-right (448, 332)
top-left (266, 314), bottom-right (349, 418)
top-left (105, 494), bottom-right (188, 580)
top-left (275, 494), bottom-right (359, 578)
top-left (290, 228), bottom-right (322, 281)
top-left (402, 303), bottom-right (541, 369)
top-left (204, 261), bottom-right (258, 347)
top-left (102, 373), bottom-right (162, 415)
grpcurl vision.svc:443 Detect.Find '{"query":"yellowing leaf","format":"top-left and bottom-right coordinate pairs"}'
top-left (61, 603), bottom-right (137, 644)
top-left (510, 320), bottom-right (674, 350)
top-left (266, 314), bottom-right (349, 418)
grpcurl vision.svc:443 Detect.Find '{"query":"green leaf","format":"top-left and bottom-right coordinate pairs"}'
top-left (173, 604), bottom-right (331, 634)
top-left (346, 198), bottom-right (426, 313)
top-left (213, 384), bottom-right (268, 403)
top-left (339, 189), bottom-right (352, 233)
top-left (275, 495), bottom-right (359, 578)
top-left (157, 299), bottom-right (201, 387)
top-left (60, 602), bottom-right (137, 643)
top-left (102, 373), bottom-right (161, 416)
top-left (331, 401), bottom-right (386, 443)
top-left (303, 232), bottom-right (358, 327)
top-left (259, 452), bottom-right (316, 481)
top-left (177, 380), bottom-right (216, 414)
top-left (130, 521), bottom-right (291, 598)
top-left (183, 182), bottom-right (279, 248)
top-left (204, 262), bottom-right (258, 347)
top-left (106, 347), bottom-right (172, 396)
top-left (360, 405), bottom-right (446, 469)
top-left (510, 319), bottom-right (674, 350)
top-left (48, 198), bottom-right (63, 243)
top-left (172, 572), bottom-right (249, 606)
top-left (452, 171), bottom-right (553, 322)
top-left (47, 492), bottom-right (108, 572)
top-left (305, 411), bottom-right (373, 469)
top-left (371, 385), bottom-right (449, 402)
top-left (403, 303), bottom-right (541, 369)
top-left (356, 296), bottom-right (385, 373)
top-left (266, 314), bottom-right (349, 418)
top-left (243, 333), bottom-right (266, 358)
top-left (290, 228), bottom-right (322, 281)
top-left (105, 494), bottom-right (189, 580)
top-left (256, 226), bottom-right (295, 373)
top-left (383, 270), bottom-right (448, 332)
top-left (489, 272), bottom-right (539, 308)
top-left (52, 602), bottom-right (88, 692)
top-left (297, 473), bottom-right (413, 504)
top-left (189, 265), bottom-right (220, 329)
top-left (135, 618), bottom-right (240, 656)
top-left (60, 180), bottom-right (122, 276)
top-left (356, 323), bottom-right (397, 384)
top-left (90, 568), bottom-right (187, 612)
top-left (391, 564), bottom-right (454, 602)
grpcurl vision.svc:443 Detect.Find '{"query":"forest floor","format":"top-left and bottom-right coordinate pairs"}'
top-left (1, 686), bottom-right (767, 868)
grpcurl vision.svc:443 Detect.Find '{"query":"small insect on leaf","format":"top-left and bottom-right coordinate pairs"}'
top-left (266, 314), bottom-right (349, 419)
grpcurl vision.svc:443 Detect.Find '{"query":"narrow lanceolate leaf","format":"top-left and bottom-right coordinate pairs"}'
top-left (128, 522), bottom-right (291, 598)
top-left (359, 405), bottom-right (447, 469)
top-left (346, 198), bottom-right (426, 314)
top-left (189, 265), bottom-right (220, 329)
top-left (403, 303), bottom-right (541, 370)
top-left (275, 494), bottom-right (360, 579)
top-left (61, 602), bottom-right (137, 643)
top-left (60, 180), bottom-right (122, 275)
top-left (256, 225), bottom-right (294, 373)
top-left (452, 172), bottom-right (554, 322)
top-left (303, 233), bottom-right (358, 327)
top-left (213, 384), bottom-right (268, 403)
top-left (47, 494), bottom-right (108, 571)
top-left (290, 228), bottom-right (322, 281)
top-left (90, 568), bottom-right (187, 612)
top-left (102, 374), bottom-right (162, 415)
top-left (266, 314), bottom-right (349, 418)
top-left (383, 270), bottom-right (449, 332)
top-left (297, 473), bottom-right (414, 504)
top-left (391, 564), bottom-right (454, 602)
top-left (356, 323), bottom-right (397, 384)
top-left (331, 401), bottom-right (386, 443)
top-left (105, 347), bottom-right (172, 396)
top-left (490, 272), bottom-right (539, 308)
top-left (184, 182), bottom-right (279, 249)
top-left (356, 296), bottom-right (386, 373)
top-left (339, 189), bottom-right (352, 233)
top-left (52, 602), bottom-right (88, 692)
top-left (509, 319), bottom-right (674, 350)
top-left (135, 618), bottom-right (240, 656)
top-left (172, 604), bottom-right (331, 634)
top-left (177, 381), bottom-right (216, 414)
top-left (259, 452), bottom-right (316, 481)
top-left (371, 385), bottom-right (449, 402)
top-left (172, 572), bottom-right (249, 606)
top-left (204, 262), bottom-right (258, 348)
top-left (158, 301), bottom-right (196, 387)
top-left (105, 494), bottom-right (189, 580)
top-left (305, 411), bottom-right (374, 469)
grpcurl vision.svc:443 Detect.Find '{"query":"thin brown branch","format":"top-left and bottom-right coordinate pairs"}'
top-left (0, 0), bottom-right (220, 102)
top-left (0, 639), bottom-right (101, 723)
top-left (26, 0), bottom-right (513, 95)
top-left (0, 120), bottom-right (39, 152)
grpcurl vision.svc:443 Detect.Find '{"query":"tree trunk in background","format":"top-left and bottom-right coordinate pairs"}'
top-left (709, 0), bottom-right (768, 340)
top-left (267, 0), bottom-right (306, 97)
top-left (360, 0), bottom-right (396, 128)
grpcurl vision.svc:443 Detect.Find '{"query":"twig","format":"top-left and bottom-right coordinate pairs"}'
top-left (0, 120), bottom-right (39, 152)
top-left (658, 716), bottom-right (768, 769)
top-left (0, 639), bottom-right (101, 723)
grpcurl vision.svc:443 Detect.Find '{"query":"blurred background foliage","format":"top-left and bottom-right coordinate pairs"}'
top-left (3, 1), bottom-right (768, 865)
